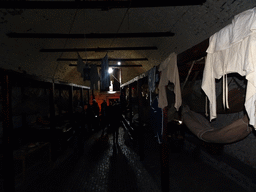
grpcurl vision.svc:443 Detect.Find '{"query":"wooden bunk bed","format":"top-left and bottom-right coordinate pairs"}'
top-left (0, 68), bottom-right (90, 191)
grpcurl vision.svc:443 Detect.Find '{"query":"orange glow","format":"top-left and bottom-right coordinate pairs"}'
top-left (89, 92), bottom-right (120, 113)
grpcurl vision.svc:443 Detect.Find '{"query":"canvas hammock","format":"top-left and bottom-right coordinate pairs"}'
top-left (180, 73), bottom-right (252, 144)
top-left (178, 8), bottom-right (256, 143)
top-left (182, 105), bottom-right (251, 143)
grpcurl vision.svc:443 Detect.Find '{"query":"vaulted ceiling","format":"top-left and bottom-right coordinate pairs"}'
top-left (0, 0), bottom-right (256, 87)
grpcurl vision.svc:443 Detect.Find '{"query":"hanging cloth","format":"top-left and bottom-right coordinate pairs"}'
top-left (83, 65), bottom-right (91, 81)
top-left (148, 66), bottom-right (156, 92)
top-left (101, 54), bottom-right (110, 91)
top-left (90, 64), bottom-right (99, 90)
top-left (148, 66), bottom-right (156, 104)
top-left (77, 53), bottom-right (85, 77)
top-left (150, 96), bottom-right (163, 144)
top-left (158, 52), bottom-right (182, 110)
top-left (77, 53), bottom-right (91, 80)
top-left (202, 7), bottom-right (256, 128)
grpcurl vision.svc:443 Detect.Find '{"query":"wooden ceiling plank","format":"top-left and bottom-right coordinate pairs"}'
top-left (0, 1), bottom-right (207, 9)
top-left (177, 38), bottom-right (209, 65)
top-left (40, 46), bottom-right (158, 52)
top-left (69, 64), bottom-right (142, 67)
top-left (57, 58), bottom-right (148, 61)
top-left (7, 32), bottom-right (174, 39)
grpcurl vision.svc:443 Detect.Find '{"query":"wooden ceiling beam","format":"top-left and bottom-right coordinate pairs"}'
top-left (40, 46), bottom-right (158, 52)
top-left (69, 64), bottom-right (142, 67)
top-left (177, 38), bottom-right (209, 65)
top-left (0, 1), bottom-right (207, 9)
top-left (57, 58), bottom-right (148, 62)
top-left (7, 32), bottom-right (174, 39)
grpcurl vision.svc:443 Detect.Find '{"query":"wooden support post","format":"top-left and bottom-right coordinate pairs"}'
top-left (120, 87), bottom-right (126, 115)
top-left (137, 78), bottom-right (144, 161)
top-left (113, 68), bottom-right (121, 91)
top-left (80, 88), bottom-right (84, 110)
top-left (128, 84), bottom-right (132, 125)
top-left (161, 105), bottom-right (169, 192)
top-left (49, 82), bottom-right (56, 160)
top-left (49, 82), bottom-right (55, 127)
top-left (69, 86), bottom-right (73, 115)
top-left (2, 73), bottom-right (15, 192)
top-left (59, 88), bottom-right (62, 116)
top-left (21, 84), bottom-right (27, 130)
top-left (92, 89), bottom-right (95, 100)
top-left (87, 89), bottom-right (90, 105)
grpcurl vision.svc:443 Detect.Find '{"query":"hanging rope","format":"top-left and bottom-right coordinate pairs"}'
top-left (108, 1), bottom-right (132, 51)
top-left (181, 60), bottom-right (196, 92)
top-left (181, 57), bottom-right (205, 92)
top-left (84, 8), bottom-right (88, 64)
top-left (53, 9), bottom-right (79, 80)
top-left (111, 73), bottom-right (120, 83)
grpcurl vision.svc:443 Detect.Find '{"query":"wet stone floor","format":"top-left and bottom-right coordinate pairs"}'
top-left (16, 127), bottom-right (161, 192)
top-left (16, 126), bottom-right (249, 192)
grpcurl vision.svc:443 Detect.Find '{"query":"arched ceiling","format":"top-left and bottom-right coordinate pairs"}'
top-left (0, 0), bottom-right (256, 86)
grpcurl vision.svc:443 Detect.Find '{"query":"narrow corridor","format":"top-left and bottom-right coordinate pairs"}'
top-left (16, 126), bottom-right (249, 192)
top-left (16, 127), bottom-right (161, 192)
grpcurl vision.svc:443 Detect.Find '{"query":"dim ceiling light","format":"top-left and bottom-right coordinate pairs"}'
top-left (108, 67), bottom-right (113, 74)
top-left (108, 91), bottom-right (116, 94)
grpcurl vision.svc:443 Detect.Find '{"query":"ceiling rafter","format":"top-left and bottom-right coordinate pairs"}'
top-left (177, 38), bottom-right (209, 65)
top-left (69, 64), bottom-right (142, 67)
top-left (40, 46), bottom-right (158, 52)
top-left (7, 32), bottom-right (174, 39)
top-left (0, 1), bottom-right (207, 9)
top-left (57, 58), bottom-right (148, 62)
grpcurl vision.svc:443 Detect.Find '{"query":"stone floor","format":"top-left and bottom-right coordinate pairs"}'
top-left (15, 126), bottom-right (249, 192)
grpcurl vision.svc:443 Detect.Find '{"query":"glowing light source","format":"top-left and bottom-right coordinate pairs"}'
top-left (108, 91), bottom-right (116, 94)
top-left (108, 80), bottom-right (116, 93)
top-left (108, 67), bottom-right (113, 74)
top-left (117, 61), bottom-right (121, 65)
